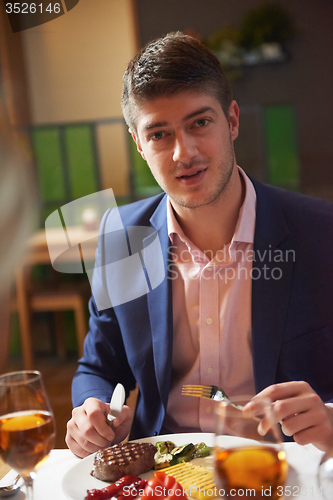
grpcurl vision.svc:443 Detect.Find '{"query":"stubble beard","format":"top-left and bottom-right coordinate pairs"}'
top-left (168, 139), bottom-right (236, 210)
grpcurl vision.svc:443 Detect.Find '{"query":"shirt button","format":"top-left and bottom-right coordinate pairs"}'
top-left (206, 317), bottom-right (213, 325)
top-left (206, 406), bottom-right (212, 413)
top-left (207, 367), bottom-right (214, 374)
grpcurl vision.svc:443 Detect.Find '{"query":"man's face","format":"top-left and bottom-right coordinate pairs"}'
top-left (132, 91), bottom-right (239, 211)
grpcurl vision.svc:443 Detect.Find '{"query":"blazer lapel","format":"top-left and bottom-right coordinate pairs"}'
top-left (145, 196), bottom-right (173, 410)
top-left (251, 182), bottom-right (294, 392)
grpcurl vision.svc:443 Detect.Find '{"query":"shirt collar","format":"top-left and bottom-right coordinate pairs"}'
top-left (232, 166), bottom-right (256, 245)
top-left (167, 166), bottom-right (256, 246)
top-left (167, 201), bottom-right (185, 245)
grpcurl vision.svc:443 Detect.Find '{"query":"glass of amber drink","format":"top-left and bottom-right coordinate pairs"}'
top-left (214, 396), bottom-right (288, 500)
top-left (0, 370), bottom-right (56, 500)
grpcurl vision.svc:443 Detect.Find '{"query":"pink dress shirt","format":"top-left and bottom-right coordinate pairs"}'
top-left (164, 167), bottom-right (257, 433)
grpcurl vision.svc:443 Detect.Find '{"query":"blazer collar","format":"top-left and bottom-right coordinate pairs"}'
top-left (251, 179), bottom-right (294, 392)
top-left (145, 194), bottom-right (173, 410)
top-left (252, 178), bottom-right (290, 247)
top-left (149, 193), bottom-right (168, 231)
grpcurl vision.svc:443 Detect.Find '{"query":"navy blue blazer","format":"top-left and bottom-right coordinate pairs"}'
top-left (72, 178), bottom-right (333, 440)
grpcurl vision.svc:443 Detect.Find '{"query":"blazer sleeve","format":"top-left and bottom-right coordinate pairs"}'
top-left (71, 295), bottom-right (137, 407)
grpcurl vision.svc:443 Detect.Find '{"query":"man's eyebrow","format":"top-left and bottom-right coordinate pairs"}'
top-left (143, 106), bottom-right (217, 131)
top-left (145, 121), bottom-right (168, 131)
top-left (184, 106), bottom-right (217, 121)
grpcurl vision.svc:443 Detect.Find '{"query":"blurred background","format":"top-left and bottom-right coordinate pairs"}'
top-left (0, 0), bottom-right (332, 446)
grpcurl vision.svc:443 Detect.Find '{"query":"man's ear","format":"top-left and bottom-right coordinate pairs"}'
top-left (228, 100), bottom-right (240, 141)
top-left (131, 132), bottom-right (146, 161)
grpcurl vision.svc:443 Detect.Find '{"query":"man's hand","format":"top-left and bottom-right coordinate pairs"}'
top-left (244, 381), bottom-right (333, 452)
top-left (65, 397), bottom-right (133, 458)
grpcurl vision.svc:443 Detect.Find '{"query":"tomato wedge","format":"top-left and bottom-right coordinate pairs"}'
top-left (139, 471), bottom-right (187, 500)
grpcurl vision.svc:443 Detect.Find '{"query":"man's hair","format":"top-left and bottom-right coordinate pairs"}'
top-left (122, 31), bottom-right (233, 134)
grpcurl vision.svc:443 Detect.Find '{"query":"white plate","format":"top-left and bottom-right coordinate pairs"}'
top-left (62, 433), bottom-right (215, 500)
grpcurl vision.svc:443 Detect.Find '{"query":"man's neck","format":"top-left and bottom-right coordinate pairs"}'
top-left (170, 167), bottom-right (245, 257)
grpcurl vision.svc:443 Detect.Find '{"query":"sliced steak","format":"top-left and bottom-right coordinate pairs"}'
top-left (91, 442), bottom-right (157, 482)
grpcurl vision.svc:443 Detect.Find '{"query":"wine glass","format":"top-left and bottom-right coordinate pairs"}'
top-left (214, 396), bottom-right (288, 499)
top-left (318, 450), bottom-right (333, 499)
top-left (0, 370), bottom-right (56, 500)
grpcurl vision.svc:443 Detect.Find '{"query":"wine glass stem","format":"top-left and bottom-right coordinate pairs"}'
top-left (24, 474), bottom-right (34, 500)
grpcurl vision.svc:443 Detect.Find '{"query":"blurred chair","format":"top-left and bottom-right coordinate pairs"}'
top-left (11, 264), bottom-right (90, 369)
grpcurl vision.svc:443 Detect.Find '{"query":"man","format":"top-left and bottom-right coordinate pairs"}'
top-left (66, 32), bottom-right (333, 458)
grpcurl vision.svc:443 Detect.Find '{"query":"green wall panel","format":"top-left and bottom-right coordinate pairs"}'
top-left (32, 128), bottom-right (65, 202)
top-left (129, 139), bottom-right (161, 197)
top-left (264, 105), bottom-right (299, 190)
top-left (65, 125), bottom-right (97, 199)
top-left (32, 121), bottom-right (163, 228)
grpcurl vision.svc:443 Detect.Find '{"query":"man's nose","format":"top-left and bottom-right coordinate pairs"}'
top-left (172, 132), bottom-right (198, 164)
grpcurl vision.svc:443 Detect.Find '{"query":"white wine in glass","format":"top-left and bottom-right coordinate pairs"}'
top-left (0, 370), bottom-right (56, 500)
top-left (214, 396), bottom-right (288, 499)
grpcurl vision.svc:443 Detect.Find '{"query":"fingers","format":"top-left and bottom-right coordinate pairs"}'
top-left (112, 405), bottom-right (132, 429)
top-left (112, 405), bottom-right (134, 443)
top-left (65, 399), bottom-right (134, 459)
top-left (243, 397), bottom-right (280, 439)
top-left (65, 429), bottom-right (104, 458)
top-left (272, 390), bottom-right (321, 424)
top-left (247, 381), bottom-right (315, 425)
top-left (278, 400), bottom-right (333, 449)
top-left (247, 382), bottom-right (333, 451)
top-left (255, 381), bottom-right (312, 402)
top-left (291, 406), bottom-right (333, 450)
top-left (65, 398), bottom-right (115, 458)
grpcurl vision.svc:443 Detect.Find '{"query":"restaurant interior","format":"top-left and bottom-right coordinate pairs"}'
top-left (0, 0), bottom-right (332, 452)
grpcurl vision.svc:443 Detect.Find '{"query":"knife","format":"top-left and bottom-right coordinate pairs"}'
top-left (107, 383), bottom-right (125, 426)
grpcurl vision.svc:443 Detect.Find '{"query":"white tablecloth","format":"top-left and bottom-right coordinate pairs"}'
top-left (0, 444), bottom-right (327, 500)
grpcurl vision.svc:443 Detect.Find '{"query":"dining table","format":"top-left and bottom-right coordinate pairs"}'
top-left (0, 438), bottom-right (329, 500)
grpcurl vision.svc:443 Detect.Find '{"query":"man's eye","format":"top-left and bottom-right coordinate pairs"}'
top-left (195, 118), bottom-right (208, 127)
top-left (150, 131), bottom-right (165, 140)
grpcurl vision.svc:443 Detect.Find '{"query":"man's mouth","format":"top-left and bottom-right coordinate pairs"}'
top-left (176, 167), bottom-right (208, 186)
top-left (177, 167), bottom-right (207, 179)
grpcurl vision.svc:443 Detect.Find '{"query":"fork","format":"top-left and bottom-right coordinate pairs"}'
top-left (182, 384), bottom-right (243, 409)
